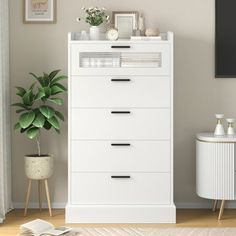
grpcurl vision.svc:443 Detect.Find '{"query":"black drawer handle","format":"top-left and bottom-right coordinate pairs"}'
top-left (111, 111), bottom-right (131, 114)
top-left (111, 176), bottom-right (131, 179)
top-left (111, 45), bottom-right (130, 48)
top-left (111, 79), bottom-right (131, 82)
top-left (111, 143), bottom-right (131, 146)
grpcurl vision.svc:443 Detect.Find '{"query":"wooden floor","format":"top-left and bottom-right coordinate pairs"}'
top-left (1, 209), bottom-right (236, 235)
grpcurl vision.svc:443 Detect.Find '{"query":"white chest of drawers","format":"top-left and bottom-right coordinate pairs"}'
top-left (66, 32), bottom-right (176, 223)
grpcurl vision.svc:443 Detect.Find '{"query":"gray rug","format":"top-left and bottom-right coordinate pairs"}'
top-left (65, 227), bottom-right (236, 236)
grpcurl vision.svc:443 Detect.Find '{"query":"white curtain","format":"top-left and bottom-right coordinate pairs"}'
top-left (0, 0), bottom-right (12, 223)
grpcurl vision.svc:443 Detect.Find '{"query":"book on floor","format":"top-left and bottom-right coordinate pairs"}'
top-left (17, 219), bottom-right (73, 236)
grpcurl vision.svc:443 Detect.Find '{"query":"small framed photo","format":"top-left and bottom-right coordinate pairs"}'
top-left (24, 0), bottom-right (57, 24)
top-left (112, 11), bottom-right (139, 39)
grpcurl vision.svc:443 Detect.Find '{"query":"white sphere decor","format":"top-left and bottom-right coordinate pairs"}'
top-left (145, 28), bottom-right (160, 37)
top-left (24, 155), bottom-right (54, 180)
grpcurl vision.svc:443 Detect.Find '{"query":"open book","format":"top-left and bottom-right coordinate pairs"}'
top-left (18, 219), bottom-right (73, 236)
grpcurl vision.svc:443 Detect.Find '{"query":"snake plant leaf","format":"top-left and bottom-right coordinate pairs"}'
top-left (51, 85), bottom-right (64, 95)
top-left (22, 90), bottom-right (34, 106)
top-left (55, 111), bottom-right (64, 121)
top-left (42, 87), bottom-right (51, 98)
top-left (43, 73), bottom-right (50, 86)
top-left (39, 106), bottom-right (55, 119)
top-left (34, 88), bottom-right (45, 101)
top-left (53, 83), bottom-right (67, 92)
top-left (19, 111), bottom-right (35, 129)
top-left (29, 82), bottom-right (36, 90)
top-left (50, 75), bottom-right (67, 85)
top-left (26, 127), bottom-right (39, 139)
top-left (47, 116), bottom-right (60, 130)
top-left (49, 70), bottom-right (61, 81)
top-left (15, 87), bottom-right (26, 97)
top-left (48, 98), bottom-right (63, 105)
top-left (30, 73), bottom-right (45, 87)
top-left (51, 83), bottom-right (67, 95)
top-left (33, 113), bottom-right (45, 128)
top-left (29, 72), bottom-right (38, 79)
top-left (14, 123), bottom-right (21, 130)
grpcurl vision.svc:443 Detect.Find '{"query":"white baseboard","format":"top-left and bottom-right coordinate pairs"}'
top-left (176, 201), bottom-right (236, 209)
top-left (66, 204), bottom-right (176, 223)
top-left (13, 201), bottom-right (236, 209)
top-left (13, 202), bottom-right (66, 209)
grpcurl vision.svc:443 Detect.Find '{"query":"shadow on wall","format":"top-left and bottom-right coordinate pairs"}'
top-left (174, 34), bottom-right (216, 206)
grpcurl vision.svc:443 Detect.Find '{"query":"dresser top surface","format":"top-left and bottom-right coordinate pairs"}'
top-left (197, 132), bottom-right (236, 142)
top-left (68, 32), bottom-right (173, 44)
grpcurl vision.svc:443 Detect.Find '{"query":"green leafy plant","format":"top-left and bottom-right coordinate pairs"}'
top-left (78, 7), bottom-right (109, 26)
top-left (12, 70), bottom-right (67, 157)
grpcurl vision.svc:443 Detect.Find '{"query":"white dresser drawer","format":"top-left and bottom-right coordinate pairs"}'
top-left (71, 108), bottom-right (170, 140)
top-left (71, 173), bottom-right (170, 205)
top-left (71, 42), bottom-right (170, 53)
top-left (71, 76), bottom-right (170, 108)
top-left (71, 140), bottom-right (170, 172)
top-left (70, 43), bottom-right (170, 76)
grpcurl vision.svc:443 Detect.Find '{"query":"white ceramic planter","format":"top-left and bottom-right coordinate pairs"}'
top-left (90, 26), bottom-right (100, 40)
top-left (24, 155), bottom-right (53, 180)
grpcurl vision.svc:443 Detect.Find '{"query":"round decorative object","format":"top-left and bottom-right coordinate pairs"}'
top-left (106, 28), bottom-right (119, 41)
top-left (24, 155), bottom-right (54, 180)
top-left (145, 28), bottom-right (160, 37)
top-left (90, 26), bottom-right (100, 40)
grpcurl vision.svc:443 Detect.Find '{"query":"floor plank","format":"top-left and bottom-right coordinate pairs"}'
top-left (1, 209), bottom-right (236, 236)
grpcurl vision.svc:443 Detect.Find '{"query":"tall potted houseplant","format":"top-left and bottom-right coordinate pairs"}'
top-left (78, 6), bottom-right (109, 40)
top-left (12, 70), bottom-right (67, 180)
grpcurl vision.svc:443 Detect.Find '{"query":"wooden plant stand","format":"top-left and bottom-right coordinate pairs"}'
top-left (24, 179), bottom-right (52, 217)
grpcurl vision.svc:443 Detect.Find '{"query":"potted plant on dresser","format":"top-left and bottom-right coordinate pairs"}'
top-left (12, 70), bottom-right (67, 216)
top-left (78, 6), bottom-right (109, 40)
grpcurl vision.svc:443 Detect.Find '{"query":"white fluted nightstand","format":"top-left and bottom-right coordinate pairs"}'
top-left (196, 132), bottom-right (236, 220)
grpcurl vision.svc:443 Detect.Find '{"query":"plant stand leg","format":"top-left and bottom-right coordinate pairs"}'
top-left (218, 200), bottom-right (225, 220)
top-left (44, 179), bottom-right (52, 216)
top-left (212, 200), bottom-right (218, 212)
top-left (24, 179), bottom-right (32, 216)
top-left (38, 180), bottom-right (42, 212)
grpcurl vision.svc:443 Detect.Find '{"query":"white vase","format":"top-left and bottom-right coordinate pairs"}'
top-left (24, 155), bottom-right (53, 180)
top-left (214, 114), bottom-right (225, 136)
top-left (90, 26), bottom-right (100, 40)
top-left (227, 118), bottom-right (235, 135)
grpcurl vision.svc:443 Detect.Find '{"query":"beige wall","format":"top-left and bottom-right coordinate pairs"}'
top-left (10, 0), bottom-right (236, 207)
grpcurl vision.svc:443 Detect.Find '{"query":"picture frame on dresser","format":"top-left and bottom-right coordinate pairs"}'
top-left (112, 11), bottom-right (139, 39)
top-left (23, 0), bottom-right (57, 24)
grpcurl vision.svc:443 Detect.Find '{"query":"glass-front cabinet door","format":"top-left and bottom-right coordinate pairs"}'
top-left (79, 52), bottom-right (162, 68)
top-left (71, 43), bottom-right (170, 76)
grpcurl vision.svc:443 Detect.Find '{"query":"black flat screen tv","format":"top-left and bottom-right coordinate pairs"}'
top-left (215, 0), bottom-right (236, 78)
